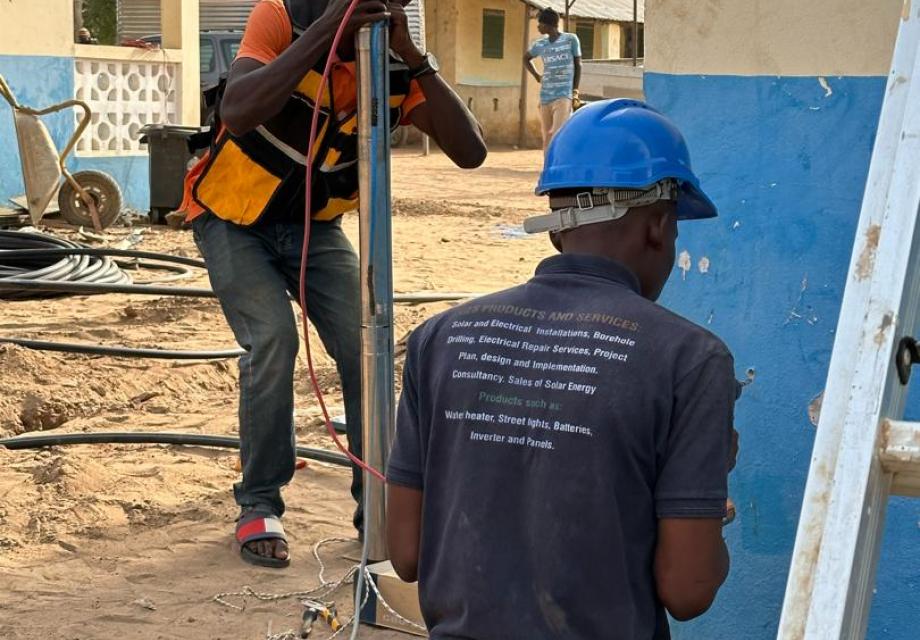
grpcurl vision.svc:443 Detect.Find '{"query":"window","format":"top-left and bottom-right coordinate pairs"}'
top-left (200, 38), bottom-right (216, 74)
top-left (575, 21), bottom-right (596, 60)
top-left (623, 23), bottom-right (645, 59)
top-left (221, 38), bottom-right (242, 66)
top-left (482, 9), bottom-right (505, 59)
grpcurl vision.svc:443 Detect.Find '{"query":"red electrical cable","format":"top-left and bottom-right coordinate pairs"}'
top-left (299, 2), bottom-right (387, 483)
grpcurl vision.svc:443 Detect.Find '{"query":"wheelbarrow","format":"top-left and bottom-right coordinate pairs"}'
top-left (0, 74), bottom-right (122, 231)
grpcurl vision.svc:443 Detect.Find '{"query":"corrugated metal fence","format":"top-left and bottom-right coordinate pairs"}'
top-left (118, 0), bottom-right (425, 46)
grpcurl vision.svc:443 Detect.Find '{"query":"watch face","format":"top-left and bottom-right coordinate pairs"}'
top-left (427, 53), bottom-right (440, 73)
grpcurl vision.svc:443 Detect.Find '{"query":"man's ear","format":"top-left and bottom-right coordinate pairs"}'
top-left (550, 231), bottom-right (563, 253)
top-left (645, 206), bottom-right (671, 252)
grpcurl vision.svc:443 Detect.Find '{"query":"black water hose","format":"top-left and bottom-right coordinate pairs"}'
top-left (0, 247), bottom-right (206, 268)
top-left (0, 278), bottom-right (479, 303)
top-left (0, 432), bottom-right (351, 468)
top-left (0, 278), bottom-right (214, 298)
top-left (1, 230), bottom-right (480, 302)
top-left (0, 232), bottom-right (472, 465)
top-left (0, 337), bottom-right (245, 360)
top-left (2, 230), bottom-right (481, 302)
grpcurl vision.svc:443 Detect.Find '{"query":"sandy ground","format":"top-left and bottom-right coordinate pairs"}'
top-left (0, 148), bottom-right (552, 639)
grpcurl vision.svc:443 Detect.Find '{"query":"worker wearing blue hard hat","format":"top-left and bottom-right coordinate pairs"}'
top-left (528, 98), bottom-right (717, 229)
top-left (387, 98), bottom-right (739, 639)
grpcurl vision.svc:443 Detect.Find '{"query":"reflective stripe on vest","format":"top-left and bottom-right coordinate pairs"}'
top-left (192, 60), bottom-right (411, 226)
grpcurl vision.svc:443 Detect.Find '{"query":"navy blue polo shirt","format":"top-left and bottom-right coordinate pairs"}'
top-left (388, 254), bottom-right (737, 640)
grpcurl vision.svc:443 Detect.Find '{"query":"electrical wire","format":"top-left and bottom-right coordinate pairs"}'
top-left (300, 2), bottom-right (387, 483)
top-left (0, 431), bottom-right (350, 467)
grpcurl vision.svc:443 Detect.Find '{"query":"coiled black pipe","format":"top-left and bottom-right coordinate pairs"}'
top-left (0, 231), bottom-right (210, 299)
top-left (0, 431), bottom-right (351, 467)
top-left (0, 230), bottom-right (131, 300)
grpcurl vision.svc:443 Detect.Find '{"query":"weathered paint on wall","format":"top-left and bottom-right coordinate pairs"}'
top-left (161, 0), bottom-right (201, 125)
top-left (0, 55), bottom-right (149, 210)
top-left (0, 0), bottom-right (75, 57)
top-left (456, 0), bottom-right (525, 85)
top-left (454, 0), bottom-right (542, 145)
top-left (646, 0), bottom-right (902, 76)
top-left (644, 0), bottom-right (919, 637)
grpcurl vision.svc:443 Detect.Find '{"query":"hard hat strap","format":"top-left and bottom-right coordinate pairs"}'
top-left (547, 180), bottom-right (678, 212)
top-left (525, 180), bottom-right (679, 234)
top-left (523, 202), bottom-right (630, 234)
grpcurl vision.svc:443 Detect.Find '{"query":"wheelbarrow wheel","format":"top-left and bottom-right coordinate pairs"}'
top-left (58, 170), bottom-right (123, 229)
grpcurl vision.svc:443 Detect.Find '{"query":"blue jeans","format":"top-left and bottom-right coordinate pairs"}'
top-left (192, 213), bottom-right (363, 530)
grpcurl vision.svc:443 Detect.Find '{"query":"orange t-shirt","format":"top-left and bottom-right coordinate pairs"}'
top-left (180, 0), bottom-right (426, 221)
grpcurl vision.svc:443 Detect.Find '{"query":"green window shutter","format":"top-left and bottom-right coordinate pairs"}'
top-left (482, 9), bottom-right (505, 59)
top-left (575, 21), bottom-right (595, 60)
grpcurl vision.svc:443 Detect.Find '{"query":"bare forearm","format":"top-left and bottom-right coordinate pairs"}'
top-left (386, 485), bottom-right (422, 582)
top-left (221, 19), bottom-right (336, 135)
top-left (415, 74), bottom-right (486, 168)
top-left (573, 61), bottom-right (582, 91)
top-left (655, 519), bottom-right (730, 621)
top-left (524, 58), bottom-right (541, 82)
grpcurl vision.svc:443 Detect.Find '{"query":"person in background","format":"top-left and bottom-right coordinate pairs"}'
top-left (77, 28), bottom-right (97, 45)
top-left (523, 8), bottom-right (582, 151)
top-left (386, 99), bottom-right (739, 640)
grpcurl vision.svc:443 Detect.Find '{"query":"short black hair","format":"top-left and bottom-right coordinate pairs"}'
top-left (538, 8), bottom-right (560, 26)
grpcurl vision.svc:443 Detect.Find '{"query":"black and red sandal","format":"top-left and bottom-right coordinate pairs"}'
top-left (235, 510), bottom-right (291, 569)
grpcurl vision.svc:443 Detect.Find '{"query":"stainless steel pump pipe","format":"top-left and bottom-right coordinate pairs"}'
top-left (356, 21), bottom-right (396, 563)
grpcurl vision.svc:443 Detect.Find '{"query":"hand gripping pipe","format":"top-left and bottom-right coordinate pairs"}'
top-left (356, 21), bottom-right (395, 564)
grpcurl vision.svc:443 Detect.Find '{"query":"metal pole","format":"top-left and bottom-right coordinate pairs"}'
top-left (418, 0), bottom-right (431, 157)
top-left (632, 0), bottom-right (638, 67)
top-left (356, 21), bottom-right (395, 563)
top-left (518, 3), bottom-right (531, 148)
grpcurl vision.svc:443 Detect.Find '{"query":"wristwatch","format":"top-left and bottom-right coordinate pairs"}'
top-left (409, 52), bottom-right (440, 79)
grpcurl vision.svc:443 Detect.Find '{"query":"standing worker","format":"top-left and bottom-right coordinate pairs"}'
top-left (386, 99), bottom-right (739, 639)
top-left (523, 8), bottom-right (582, 151)
top-left (179, 0), bottom-right (486, 568)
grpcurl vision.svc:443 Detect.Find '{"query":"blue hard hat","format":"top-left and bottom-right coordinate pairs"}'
top-left (538, 99), bottom-right (717, 220)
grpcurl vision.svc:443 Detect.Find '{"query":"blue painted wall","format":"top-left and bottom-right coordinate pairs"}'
top-left (645, 73), bottom-right (920, 638)
top-left (0, 54), bottom-right (149, 212)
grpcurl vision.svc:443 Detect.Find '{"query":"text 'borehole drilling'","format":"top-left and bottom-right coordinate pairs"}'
top-left (441, 304), bottom-right (640, 452)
